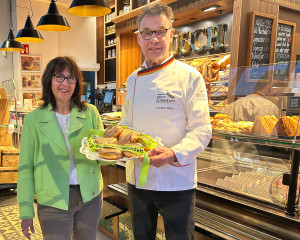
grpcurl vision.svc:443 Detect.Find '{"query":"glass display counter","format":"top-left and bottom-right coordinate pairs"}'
top-left (194, 61), bottom-right (300, 239)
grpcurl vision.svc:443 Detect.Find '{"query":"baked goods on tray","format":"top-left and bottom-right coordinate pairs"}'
top-left (83, 126), bottom-right (158, 161)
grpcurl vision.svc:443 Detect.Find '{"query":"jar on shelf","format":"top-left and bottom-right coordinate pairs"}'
top-left (123, 0), bottom-right (130, 13)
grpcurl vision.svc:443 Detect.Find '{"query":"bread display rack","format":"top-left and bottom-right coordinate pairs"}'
top-left (181, 53), bottom-right (230, 113)
top-left (0, 81), bottom-right (18, 191)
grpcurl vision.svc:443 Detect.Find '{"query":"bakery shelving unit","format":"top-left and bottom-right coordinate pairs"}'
top-left (104, 6), bottom-right (116, 83)
top-left (181, 53), bottom-right (231, 115)
top-left (114, 0), bottom-right (159, 18)
top-left (0, 82), bottom-right (18, 192)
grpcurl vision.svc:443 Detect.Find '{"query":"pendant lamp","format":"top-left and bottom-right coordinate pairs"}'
top-left (15, 16), bottom-right (44, 43)
top-left (68, 0), bottom-right (111, 17)
top-left (36, 0), bottom-right (71, 31)
top-left (0, 29), bottom-right (24, 52)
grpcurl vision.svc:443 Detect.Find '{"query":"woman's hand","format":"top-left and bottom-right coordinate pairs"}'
top-left (21, 219), bottom-right (35, 239)
top-left (148, 147), bottom-right (177, 167)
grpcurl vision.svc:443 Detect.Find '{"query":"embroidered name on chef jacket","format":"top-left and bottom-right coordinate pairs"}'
top-left (156, 93), bottom-right (175, 110)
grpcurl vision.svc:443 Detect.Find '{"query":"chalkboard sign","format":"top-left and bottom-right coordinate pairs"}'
top-left (247, 12), bottom-right (276, 81)
top-left (273, 20), bottom-right (295, 81)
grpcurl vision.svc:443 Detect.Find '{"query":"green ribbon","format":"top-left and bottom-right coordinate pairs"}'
top-left (139, 152), bottom-right (150, 187)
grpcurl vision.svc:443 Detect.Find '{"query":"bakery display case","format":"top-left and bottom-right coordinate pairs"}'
top-left (195, 61), bottom-right (300, 239)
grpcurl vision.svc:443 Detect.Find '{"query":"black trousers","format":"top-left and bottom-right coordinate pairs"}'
top-left (128, 183), bottom-right (195, 240)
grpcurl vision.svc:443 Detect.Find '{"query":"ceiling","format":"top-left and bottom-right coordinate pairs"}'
top-left (35, 0), bottom-right (115, 8)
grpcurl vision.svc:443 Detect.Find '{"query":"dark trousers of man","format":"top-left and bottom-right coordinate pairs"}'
top-left (128, 183), bottom-right (195, 240)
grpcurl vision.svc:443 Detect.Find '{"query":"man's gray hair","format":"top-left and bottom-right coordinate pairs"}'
top-left (137, 3), bottom-right (174, 28)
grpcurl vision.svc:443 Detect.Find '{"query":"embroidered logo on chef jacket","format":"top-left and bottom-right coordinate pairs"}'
top-left (197, 88), bottom-right (207, 101)
top-left (156, 93), bottom-right (175, 104)
top-left (156, 93), bottom-right (175, 110)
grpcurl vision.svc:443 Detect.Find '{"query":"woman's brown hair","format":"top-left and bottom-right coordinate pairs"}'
top-left (41, 56), bottom-right (86, 111)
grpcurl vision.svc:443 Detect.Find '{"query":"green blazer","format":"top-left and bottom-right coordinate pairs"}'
top-left (17, 103), bottom-right (104, 219)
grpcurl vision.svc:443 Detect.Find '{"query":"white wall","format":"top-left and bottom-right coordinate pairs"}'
top-left (14, 0), bottom-right (98, 100)
top-left (0, 0), bottom-right (18, 95)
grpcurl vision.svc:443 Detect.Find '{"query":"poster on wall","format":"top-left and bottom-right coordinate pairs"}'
top-left (22, 91), bottom-right (43, 109)
top-left (21, 73), bottom-right (42, 90)
top-left (20, 55), bottom-right (41, 72)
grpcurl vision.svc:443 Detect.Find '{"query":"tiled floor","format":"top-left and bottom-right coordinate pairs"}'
top-left (0, 188), bottom-right (113, 240)
top-left (96, 230), bottom-right (113, 240)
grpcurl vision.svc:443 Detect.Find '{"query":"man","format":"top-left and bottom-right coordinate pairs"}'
top-left (119, 3), bottom-right (211, 240)
top-left (226, 79), bottom-right (280, 122)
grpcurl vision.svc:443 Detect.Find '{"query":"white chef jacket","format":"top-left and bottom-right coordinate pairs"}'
top-left (119, 56), bottom-right (212, 191)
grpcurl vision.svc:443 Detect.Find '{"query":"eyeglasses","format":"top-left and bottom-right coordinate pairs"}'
top-left (139, 28), bottom-right (170, 40)
top-left (53, 74), bottom-right (76, 84)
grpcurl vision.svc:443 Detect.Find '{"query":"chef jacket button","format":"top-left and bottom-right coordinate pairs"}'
top-left (92, 170), bottom-right (95, 174)
top-left (92, 192), bottom-right (95, 195)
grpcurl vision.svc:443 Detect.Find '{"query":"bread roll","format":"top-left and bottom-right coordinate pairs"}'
top-left (117, 128), bottom-right (140, 145)
top-left (136, 136), bottom-right (153, 151)
top-left (94, 137), bottom-right (117, 145)
top-left (122, 143), bottom-right (144, 158)
top-left (98, 148), bottom-right (122, 160)
top-left (104, 126), bottom-right (123, 138)
top-left (214, 113), bottom-right (231, 120)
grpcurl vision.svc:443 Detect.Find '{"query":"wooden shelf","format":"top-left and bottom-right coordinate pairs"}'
top-left (105, 57), bottom-right (116, 60)
top-left (105, 32), bottom-right (116, 37)
top-left (0, 166), bottom-right (18, 171)
top-left (105, 44), bottom-right (116, 48)
top-left (105, 20), bottom-right (115, 24)
top-left (112, 0), bottom-right (177, 24)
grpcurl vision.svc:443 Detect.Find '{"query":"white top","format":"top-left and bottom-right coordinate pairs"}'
top-left (55, 112), bottom-right (79, 185)
top-left (119, 56), bottom-right (212, 191)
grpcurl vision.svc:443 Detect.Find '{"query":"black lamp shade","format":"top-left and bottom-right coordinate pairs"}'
top-left (68, 0), bottom-right (111, 17)
top-left (15, 16), bottom-right (44, 43)
top-left (0, 29), bottom-right (24, 51)
top-left (36, 0), bottom-right (71, 31)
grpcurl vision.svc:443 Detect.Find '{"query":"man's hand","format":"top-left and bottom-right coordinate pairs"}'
top-left (147, 147), bottom-right (176, 167)
top-left (21, 218), bottom-right (35, 239)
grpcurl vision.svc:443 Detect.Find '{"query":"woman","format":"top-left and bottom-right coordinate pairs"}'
top-left (17, 56), bottom-right (104, 240)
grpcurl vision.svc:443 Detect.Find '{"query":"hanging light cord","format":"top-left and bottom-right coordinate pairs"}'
top-left (9, 0), bottom-right (13, 30)
top-left (29, 0), bottom-right (33, 18)
top-left (11, 52), bottom-right (14, 80)
top-left (15, 0), bottom-right (33, 18)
